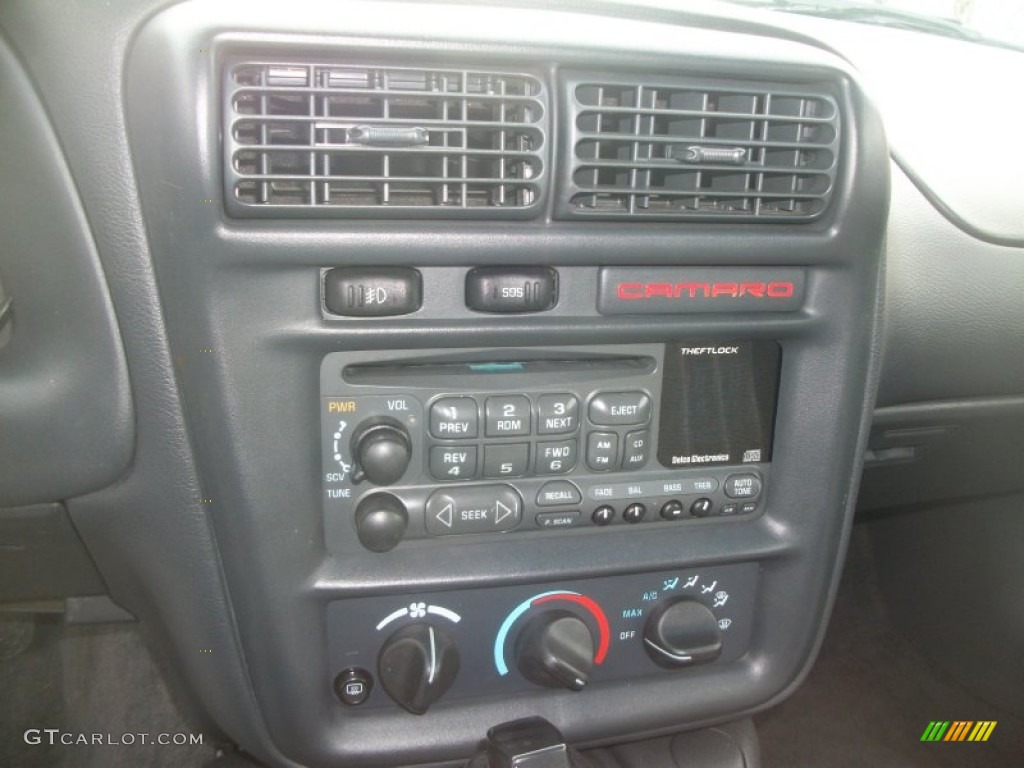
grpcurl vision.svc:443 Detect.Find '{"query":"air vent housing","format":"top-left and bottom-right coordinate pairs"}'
top-left (224, 60), bottom-right (548, 218)
top-left (558, 72), bottom-right (840, 221)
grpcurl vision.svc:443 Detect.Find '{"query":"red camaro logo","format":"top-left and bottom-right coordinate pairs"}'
top-left (616, 282), bottom-right (796, 300)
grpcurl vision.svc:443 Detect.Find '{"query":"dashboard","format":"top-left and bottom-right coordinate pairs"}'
top-left (1, 1), bottom-right (1021, 767)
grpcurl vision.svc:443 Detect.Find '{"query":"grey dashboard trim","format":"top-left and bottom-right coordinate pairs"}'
top-left (0, 34), bottom-right (134, 507)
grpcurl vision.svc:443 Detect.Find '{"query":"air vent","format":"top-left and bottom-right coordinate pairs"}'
top-left (559, 72), bottom-right (840, 221)
top-left (224, 60), bottom-right (548, 218)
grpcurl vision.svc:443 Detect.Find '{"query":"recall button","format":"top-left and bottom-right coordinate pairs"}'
top-left (425, 485), bottom-right (522, 536)
top-left (537, 481), bottom-right (583, 507)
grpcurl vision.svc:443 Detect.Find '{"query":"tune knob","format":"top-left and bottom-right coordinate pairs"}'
top-left (351, 420), bottom-right (411, 486)
top-left (642, 598), bottom-right (723, 668)
top-left (355, 493), bottom-right (408, 552)
top-left (377, 623), bottom-right (460, 715)
top-left (515, 610), bottom-right (595, 691)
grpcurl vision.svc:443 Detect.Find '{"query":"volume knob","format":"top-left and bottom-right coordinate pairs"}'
top-left (351, 420), bottom-right (411, 486)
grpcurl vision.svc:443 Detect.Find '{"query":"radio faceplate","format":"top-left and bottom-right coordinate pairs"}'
top-left (321, 343), bottom-right (778, 553)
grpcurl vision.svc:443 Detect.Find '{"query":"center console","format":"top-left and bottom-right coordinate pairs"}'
top-left (120, 2), bottom-right (889, 765)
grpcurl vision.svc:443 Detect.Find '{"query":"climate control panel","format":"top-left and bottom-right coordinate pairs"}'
top-left (327, 562), bottom-right (758, 713)
top-left (321, 343), bottom-right (779, 554)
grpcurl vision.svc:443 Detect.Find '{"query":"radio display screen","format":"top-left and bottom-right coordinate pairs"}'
top-left (657, 341), bottom-right (781, 469)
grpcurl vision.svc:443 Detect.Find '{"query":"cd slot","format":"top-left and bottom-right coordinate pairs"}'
top-left (343, 353), bottom-right (655, 386)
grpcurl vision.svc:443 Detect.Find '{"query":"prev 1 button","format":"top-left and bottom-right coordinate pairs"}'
top-left (425, 485), bottom-right (522, 536)
top-left (430, 397), bottom-right (478, 439)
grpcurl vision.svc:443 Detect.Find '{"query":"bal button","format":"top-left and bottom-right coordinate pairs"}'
top-left (623, 503), bottom-right (647, 524)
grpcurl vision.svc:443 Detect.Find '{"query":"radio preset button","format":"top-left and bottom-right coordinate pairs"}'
top-left (725, 473), bottom-right (762, 499)
top-left (623, 503), bottom-right (647, 524)
top-left (429, 445), bottom-right (477, 481)
top-left (588, 392), bottom-right (651, 426)
top-left (485, 396), bottom-right (531, 437)
top-left (483, 443), bottom-right (529, 478)
top-left (622, 430), bottom-right (650, 469)
top-left (536, 439), bottom-right (578, 475)
top-left (537, 394), bottom-right (579, 435)
top-left (537, 481), bottom-right (582, 507)
top-left (592, 505), bottom-right (615, 525)
top-left (425, 485), bottom-right (522, 536)
top-left (586, 432), bottom-right (619, 471)
top-left (429, 397), bottom-right (479, 439)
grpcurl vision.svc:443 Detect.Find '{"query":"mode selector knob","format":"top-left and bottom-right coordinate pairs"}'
top-left (515, 610), bottom-right (595, 691)
top-left (351, 420), bottom-right (411, 486)
top-left (643, 598), bottom-right (723, 668)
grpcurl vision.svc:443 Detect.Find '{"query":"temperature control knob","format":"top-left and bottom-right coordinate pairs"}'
top-left (643, 598), bottom-right (723, 668)
top-left (378, 623), bottom-right (460, 715)
top-left (351, 420), bottom-right (411, 486)
top-left (515, 610), bottom-right (594, 691)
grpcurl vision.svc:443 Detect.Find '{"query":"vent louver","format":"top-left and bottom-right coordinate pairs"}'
top-left (559, 73), bottom-right (840, 221)
top-left (224, 60), bottom-right (547, 218)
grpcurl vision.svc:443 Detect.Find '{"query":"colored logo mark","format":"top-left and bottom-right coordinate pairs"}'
top-left (921, 721), bottom-right (997, 742)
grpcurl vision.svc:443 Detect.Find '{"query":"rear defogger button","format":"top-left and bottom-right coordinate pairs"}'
top-left (425, 485), bottom-right (522, 536)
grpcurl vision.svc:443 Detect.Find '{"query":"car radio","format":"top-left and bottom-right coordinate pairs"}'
top-left (321, 342), bottom-right (779, 553)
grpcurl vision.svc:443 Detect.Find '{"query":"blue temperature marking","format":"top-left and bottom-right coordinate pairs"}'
top-left (493, 590), bottom-right (577, 675)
